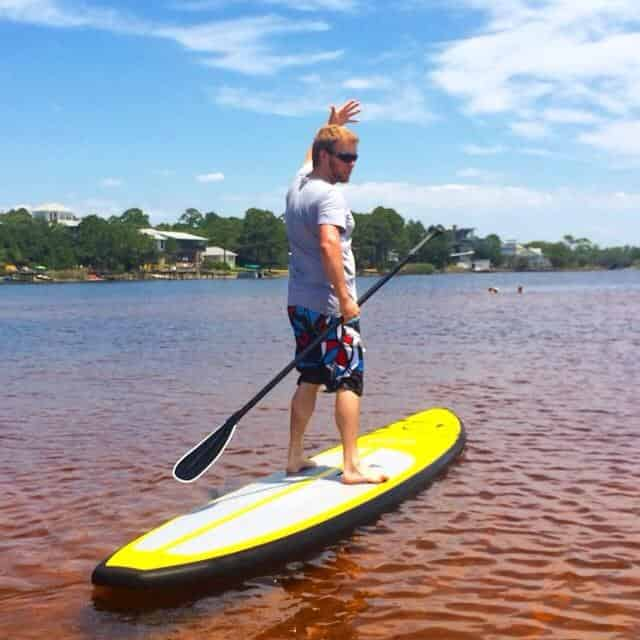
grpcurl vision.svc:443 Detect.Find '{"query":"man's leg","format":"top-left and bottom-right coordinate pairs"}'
top-left (287, 382), bottom-right (320, 474)
top-left (335, 388), bottom-right (387, 484)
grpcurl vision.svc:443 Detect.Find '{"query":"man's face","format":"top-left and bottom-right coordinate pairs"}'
top-left (327, 140), bottom-right (358, 184)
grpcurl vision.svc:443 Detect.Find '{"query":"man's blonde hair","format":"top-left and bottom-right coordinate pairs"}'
top-left (312, 125), bottom-right (359, 168)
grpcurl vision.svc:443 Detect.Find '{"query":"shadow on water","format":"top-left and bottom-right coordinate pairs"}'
top-left (89, 466), bottom-right (463, 613)
top-left (84, 545), bottom-right (365, 640)
top-left (85, 457), bottom-right (467, 640)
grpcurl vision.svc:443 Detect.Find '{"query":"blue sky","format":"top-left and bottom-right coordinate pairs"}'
top-left (1, 0), bottom-right (639, 245)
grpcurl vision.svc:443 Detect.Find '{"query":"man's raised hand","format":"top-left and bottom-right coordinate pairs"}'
top-left (329, 100), bottom-right (361, 126)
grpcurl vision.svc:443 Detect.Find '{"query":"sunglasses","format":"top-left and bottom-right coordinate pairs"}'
top-left (327, 149), bottom-right (358, 163)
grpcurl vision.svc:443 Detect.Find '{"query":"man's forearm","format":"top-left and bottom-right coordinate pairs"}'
top-left (319, 225), bottom-right (351, 306)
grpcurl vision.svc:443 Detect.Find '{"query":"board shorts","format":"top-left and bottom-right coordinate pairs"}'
top-left (287, 305), bottom-right (364, 396)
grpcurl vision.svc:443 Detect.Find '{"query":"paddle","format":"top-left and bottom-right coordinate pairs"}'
top-left (173, 225), bottom-right (446, 483)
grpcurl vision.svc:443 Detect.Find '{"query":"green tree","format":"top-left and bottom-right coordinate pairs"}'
top-left (76, 215), bottom-right (156, 271)
top-left (352, 206), bottom-right (406, 270)
top-left (528, 241), bottom-right (573, 268)
top-left (201, 211), bottom-right (243, 255)
top-left (351, 212), bottom-right (375, 268)
top-left (238, 208), bottom-right (287, 267)
top-left (177, 208), bottom-right (204, 230)
top-left (370, 206), bottom-right (405, 268)
top-left (472, 233), bottom-right (503, 267)
top-left (117, 208), bottom-right (150, 228)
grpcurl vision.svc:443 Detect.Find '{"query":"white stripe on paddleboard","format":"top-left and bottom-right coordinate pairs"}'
top-left (169, 449), bottom-right (412, 557)
top-left (135, 451), bottom-right (346, 552)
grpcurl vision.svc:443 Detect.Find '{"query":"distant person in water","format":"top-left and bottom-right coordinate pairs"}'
top-left (284, 100), bottom-right (388, 485)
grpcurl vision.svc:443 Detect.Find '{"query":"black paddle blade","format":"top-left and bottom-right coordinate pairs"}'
top-left (172, 420), bottom-right (237, 483)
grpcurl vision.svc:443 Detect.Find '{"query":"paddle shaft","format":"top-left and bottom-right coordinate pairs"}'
top-left (173, 226), bottom-right (444, 481)
top-left (227, 226), bottom-right (444, 426)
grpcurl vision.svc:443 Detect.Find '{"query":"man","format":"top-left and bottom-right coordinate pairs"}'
top-left (284, 100), bottom-right (388, 485)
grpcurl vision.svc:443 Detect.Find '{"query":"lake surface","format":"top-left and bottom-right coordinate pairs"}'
top-left (1, 270), bottom-right (639, 639)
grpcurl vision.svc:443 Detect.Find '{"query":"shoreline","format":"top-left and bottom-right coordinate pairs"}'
top-left (0, 268), bottom-right (287, 285)
top-left (2, 265), bottom-right (635, 285)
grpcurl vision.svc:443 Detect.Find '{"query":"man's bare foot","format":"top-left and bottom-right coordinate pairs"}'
top-left (341, 465), bottom-right (388, 485)
top-left (286, 457), bottom-right (318, 475)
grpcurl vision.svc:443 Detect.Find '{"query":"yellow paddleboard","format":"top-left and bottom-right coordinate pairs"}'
top-left (92, 407), bottom-right (465, 588)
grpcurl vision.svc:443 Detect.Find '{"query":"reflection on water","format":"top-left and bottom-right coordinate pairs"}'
top-left (1, 271), bottom-right (639, 639)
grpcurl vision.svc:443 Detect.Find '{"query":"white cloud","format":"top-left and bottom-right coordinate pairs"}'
top-left (215, 86), bottom-right (318, 116)
top-left (342, 76), bottom-right (392, 90)
top-left (543, 108), bottom-right (602, 125)
top-left (100, 177), bottom-right (122, 188)
top-left (363, 85), bottom-right (433, 125)
top-left (202, 49), bottom-right (343, 75)
top-left (265, 0), bottom-right (359, 10)
top-left (79, 197), bottom-right (122, 216)
top-left (158, 15), bottom-right (341, 75)
top-left (0, 3), bottom-right (341, 76)
top-left (456, 167), bottom-right (501, 181)
top-left (343, 178), bottom-right (640, 243)
top-left (579, 120), bottom-right (640, 157)
top-left (430, 1), bottom-right (640, 155)
top-left (214, 77), bottom-right (433, 124)
top-left (519, 147), bottom-right (554, 157)
top-left (346, 180), bottom-right (554, 215)
top-left (510, 121), bottom-right (550, 139)
top-left (196, 172), bottom-right (225, 182)
top-left (463, 144), bottom-right (507, 155)
top-left (171, 0), bottom-right (359, 11)
top-left (0, 0), bottom-right (146, 32)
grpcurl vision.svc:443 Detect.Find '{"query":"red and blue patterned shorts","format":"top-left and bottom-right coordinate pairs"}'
top-left (287, 305), bottom-right (364, 396)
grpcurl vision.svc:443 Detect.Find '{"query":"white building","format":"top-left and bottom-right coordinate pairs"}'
top-left (501, 240), bottom-right (551, 269)
top-left (472, 259), bottom-right (492, 272)
top-left (450, 250), bottom-right (475, 270)
top-left (140, 228), bottom-right (208, 264)
top-left (202, 245), bottom-right (237, 268)
top-left (140, 228), bottom-right (207, 249)
top-left (31, 203), bottom-right (80, 227)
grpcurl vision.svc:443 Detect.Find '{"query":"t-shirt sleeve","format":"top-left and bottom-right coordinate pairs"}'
top-left (317, 187), bottom-right (348, 230)
top-left (296, 161), bottom-right (313, 178)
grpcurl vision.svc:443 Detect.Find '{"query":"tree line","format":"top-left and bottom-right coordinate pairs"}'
top-left (1, 206), bottom-right (638, 273)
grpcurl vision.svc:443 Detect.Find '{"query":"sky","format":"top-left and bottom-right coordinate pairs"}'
top-left (1, 0), bottom-right (639, 246)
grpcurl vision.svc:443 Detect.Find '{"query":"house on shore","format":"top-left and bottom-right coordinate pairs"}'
top-left (501, 240), bottom-right (551, 269)
top-left (140, 229), bottom-right (208, 264)
top-left (140, 229), bottom-right (237, 268)
top-left (449, 226), bottom-right (493, 271)
top-left (201, 245), bottom-right (237, 268)
top-left (471, 258), bottom-right (491, 272)
top-left (31, 203), bottom-right (80, 228)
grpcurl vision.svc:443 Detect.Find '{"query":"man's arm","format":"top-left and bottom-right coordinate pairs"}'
top-left (302, 100), bottom-right (361, 165)
top-left (318, 224), bottom-right (360, 322)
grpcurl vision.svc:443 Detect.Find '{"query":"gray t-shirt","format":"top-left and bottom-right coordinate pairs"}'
top-left (285, 162), bottom-right (357, 316)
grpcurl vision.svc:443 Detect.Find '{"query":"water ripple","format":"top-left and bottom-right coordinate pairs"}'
top-left (1, 272), bottom-right (639, 639)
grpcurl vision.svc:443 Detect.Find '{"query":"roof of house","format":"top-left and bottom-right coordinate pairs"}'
top-left (140, 228), bottom-right (208, 242)
top-left (203, 245), bottom-right (238, 256)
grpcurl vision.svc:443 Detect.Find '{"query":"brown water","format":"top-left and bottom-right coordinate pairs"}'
top-left (1, 271), bottom-right (639, 639)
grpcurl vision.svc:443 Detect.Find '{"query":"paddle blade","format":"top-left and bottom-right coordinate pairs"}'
top-left (173, 420), bottom-right (237, 483)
